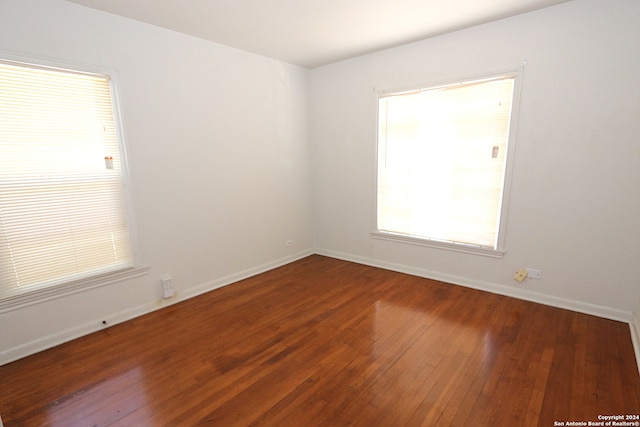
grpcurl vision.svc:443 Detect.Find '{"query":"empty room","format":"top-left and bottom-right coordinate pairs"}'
top-left (1, 0), bottom-right (639, 425)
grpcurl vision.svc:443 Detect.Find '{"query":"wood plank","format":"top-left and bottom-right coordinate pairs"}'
top-left (1, 255), bottom-right (639, 426)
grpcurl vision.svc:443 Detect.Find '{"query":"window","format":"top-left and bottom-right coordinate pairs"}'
top-left (374, 72), bottom-right (520, 257)
top-left (0, 58), bottom-right (143, 309)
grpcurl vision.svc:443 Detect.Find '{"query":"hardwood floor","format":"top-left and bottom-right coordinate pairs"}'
top-left (1, 255), bottom-right (639, 426)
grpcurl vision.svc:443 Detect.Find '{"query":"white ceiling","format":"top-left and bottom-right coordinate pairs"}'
top-left (66, 0), bottom-right (572, 68)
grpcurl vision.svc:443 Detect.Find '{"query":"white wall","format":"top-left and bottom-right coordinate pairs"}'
top-left (310, 0), bottom-right (640, 321)
top-left (0, 0), bottom-right (313, 364)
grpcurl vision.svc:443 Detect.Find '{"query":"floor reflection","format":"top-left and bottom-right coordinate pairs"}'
top-left (46, 366), bottom-right (153, 427)
top-left (372, 297), bottom-right (497, 371)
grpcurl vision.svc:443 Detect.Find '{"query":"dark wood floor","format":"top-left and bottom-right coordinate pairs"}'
top-left (1, 255), bottom-right (639, 426)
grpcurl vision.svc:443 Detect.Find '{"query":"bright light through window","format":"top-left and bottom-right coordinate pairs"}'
top-left (376, 74), bottom-right (518, 253)
top-left (0, 59), bottom-right (135, 301)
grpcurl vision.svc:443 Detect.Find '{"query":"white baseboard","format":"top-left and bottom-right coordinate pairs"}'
top-left (317, 249), bottom-right (640, 373)
top-left (155, 249), bottom-right (316, 311)
top-left (631, 312), bottom-right (640, 376)
top-left (2, 248), bottom-right (636, 368)
top-left (0, 249), bottom-right (314, 366)
top-left (0, 301), bottom-right (155, 366)
top-left (315, 249), bottom-right (632, 323)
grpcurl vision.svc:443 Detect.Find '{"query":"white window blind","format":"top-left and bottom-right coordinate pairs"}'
top-left (377, 75), bottom-right (516, 251)
top-left (0, 60), bottom-right (134, 300)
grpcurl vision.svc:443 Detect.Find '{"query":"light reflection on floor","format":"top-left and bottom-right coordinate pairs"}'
top-left (45, 366), bottom-right (153, 427)
top-left (372, 299), bottom-right (497, 370)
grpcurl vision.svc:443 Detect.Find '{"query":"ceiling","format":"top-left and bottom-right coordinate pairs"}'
top-left (66, 0), bottom-right (573, 69)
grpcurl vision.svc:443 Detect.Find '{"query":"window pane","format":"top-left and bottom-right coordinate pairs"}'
top-left (377, 77), bottom-right (515, 249)
top-left (0, 60), bottom-right (133, 297)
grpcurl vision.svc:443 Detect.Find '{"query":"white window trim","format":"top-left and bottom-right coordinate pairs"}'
top-left (371, 231), bottom-right (505, 258)
top-left (0, 50), bottom-right (146, 312)
top-left (0, 266), bottom-right (149, 313)
top-left (371, 67), bottom-right (525, 258)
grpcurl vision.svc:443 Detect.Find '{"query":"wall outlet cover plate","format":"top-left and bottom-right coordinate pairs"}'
top-left (514, 268), bottom-right (528, 282)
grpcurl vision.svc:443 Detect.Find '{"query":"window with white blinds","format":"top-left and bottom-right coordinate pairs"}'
top-left (0, 59), bottom-right (136, 304)
top-left (375, 73), bottom-right (519, 256)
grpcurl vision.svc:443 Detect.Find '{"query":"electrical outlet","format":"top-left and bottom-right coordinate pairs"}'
top-left (514, 268), bottom-right (528, 282)
top-left (526, 268), bottom-right (542, 279)
top-left (161, 276), bottom-right (174, 299)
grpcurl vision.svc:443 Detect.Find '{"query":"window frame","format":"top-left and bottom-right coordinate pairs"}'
top-left (0, 51), bottom-right (147, 312)
top-left (371, 68), bottom-right (524, 258)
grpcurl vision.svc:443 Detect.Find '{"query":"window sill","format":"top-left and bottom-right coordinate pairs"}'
top-left (371, 231), bottom-right (505, 259)
top-left (0, 266), bottom-right (149, 313)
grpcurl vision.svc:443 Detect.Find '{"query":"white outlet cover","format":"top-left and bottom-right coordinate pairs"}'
top-left (526, 268), bottom-right (542, 279)
top-left (161, 276), bottom-right (174, 298)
